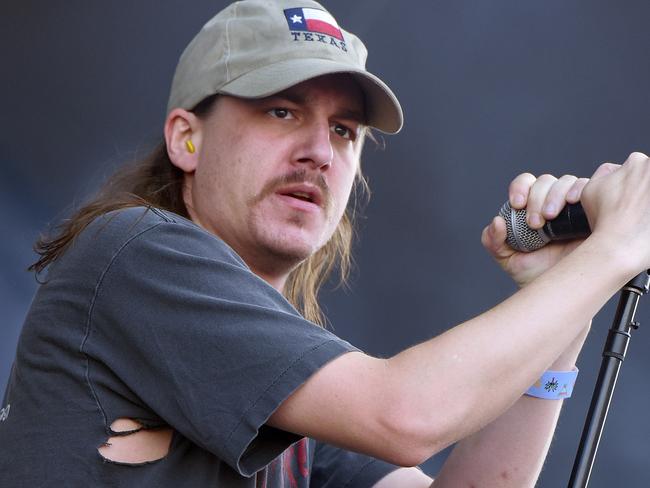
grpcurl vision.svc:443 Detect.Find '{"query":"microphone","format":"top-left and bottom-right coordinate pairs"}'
top-left (498, 201), bottom-right (591, 252)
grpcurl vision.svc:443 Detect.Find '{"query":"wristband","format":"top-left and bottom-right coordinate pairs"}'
top-left (525, 368), bottom-right (579, 399)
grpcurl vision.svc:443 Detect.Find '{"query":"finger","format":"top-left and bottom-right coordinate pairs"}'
top-left (508, 173), bottom-right (536, 209)
top-left (526, 174), bottom-right (557, 229)
top-left (541, 174), bottom-right (578, 220)
top-left (567, 178), bottom-right (589, 203)
top-left (481, 216), bottom-right (513, 259)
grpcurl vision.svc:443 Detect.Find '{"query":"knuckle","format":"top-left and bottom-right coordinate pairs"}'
top-left (558, 174), bottom-right (577, 183)
top-left (571, 178), bottom-right (590, 192)
top-left (597, 162), bottom-right (617, 172)
top-left (537, 173), bottom-right (557, 183)
top-left (629, 151), bottom-right (648, 161)
top-left (623, 153), bottom-right (648, 168)
top-left (510, 172), bottom-right (535, 187)
top-left (509, 177), bottom-right (534, 197)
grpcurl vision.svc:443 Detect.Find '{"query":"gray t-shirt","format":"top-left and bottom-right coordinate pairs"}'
top-left (0, 207), bottom-right (398, 487)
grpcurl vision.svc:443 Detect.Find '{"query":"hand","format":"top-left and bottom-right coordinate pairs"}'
top-left (581, 152), bottom-right (650, 272)
top-left (482, 172), bottom-right (589, 287)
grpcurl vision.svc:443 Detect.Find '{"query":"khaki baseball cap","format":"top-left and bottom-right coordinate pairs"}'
top-left (167, 0), bottom-right (403, 133)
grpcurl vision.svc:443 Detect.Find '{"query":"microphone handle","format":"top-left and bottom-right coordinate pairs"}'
top-left (544, 202), bottom-right (591, 241)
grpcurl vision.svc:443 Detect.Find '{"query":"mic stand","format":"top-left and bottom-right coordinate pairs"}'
top-left (568, 271), bottom-right (650, 488)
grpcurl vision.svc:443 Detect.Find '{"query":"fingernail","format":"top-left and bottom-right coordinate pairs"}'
top-left (528, 213), bottom-right (542, 227)
top-left (567, 189), bottom-right (578, 201)
top-left (512, 194), bottom-right (525, 207)
top-left (543, 203), bottom-right (556, 215)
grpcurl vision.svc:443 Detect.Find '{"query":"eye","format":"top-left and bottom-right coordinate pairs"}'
top-left (268, 108), bottom-right (294, 119)
top-left (331, 123), bottom-right (355, 140)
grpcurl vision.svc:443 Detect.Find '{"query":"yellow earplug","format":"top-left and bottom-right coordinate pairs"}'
top-left (186, 140), bottom-right (196, 154)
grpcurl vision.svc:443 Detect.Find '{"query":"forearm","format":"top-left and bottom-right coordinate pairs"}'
top-left (384, 234), bottom-right (631, 458)
top-left (271, 156), bottom-right (650, 467)
top-left (431, 324), bottom-right (589, 487)
top-left (270, 236), bottom-right (634, 466)
top-left (433, 395), bottom-right (564, 487)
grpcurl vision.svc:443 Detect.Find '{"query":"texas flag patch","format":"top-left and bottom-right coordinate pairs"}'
top-left (284, 7), bottom-right (343, 41)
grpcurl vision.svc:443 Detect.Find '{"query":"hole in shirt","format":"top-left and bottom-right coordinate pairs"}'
top-left (98, 418), bottom-right (173, 464)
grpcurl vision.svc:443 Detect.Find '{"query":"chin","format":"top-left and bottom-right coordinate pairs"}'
top-left (259, 230), bottom-right (326, 264)
top-left (249, 214), bottom-right (336, 265)
top-left (266, 240), bottom-right (318, 264)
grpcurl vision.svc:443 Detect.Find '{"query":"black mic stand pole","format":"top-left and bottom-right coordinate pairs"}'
top-left (568, 271), bottom-right (650, 488)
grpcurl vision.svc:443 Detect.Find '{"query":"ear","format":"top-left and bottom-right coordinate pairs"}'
top-left (164, 108), bottom-right (202, 173)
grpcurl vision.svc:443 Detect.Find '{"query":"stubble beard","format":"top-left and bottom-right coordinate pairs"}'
top-left (245, 169), bottom-right (335, 273)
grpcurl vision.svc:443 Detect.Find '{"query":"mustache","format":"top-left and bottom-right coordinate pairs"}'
top-left (255, 169), bottom-right (331, 210)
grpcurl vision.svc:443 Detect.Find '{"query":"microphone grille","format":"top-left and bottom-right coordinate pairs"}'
top-left (498, 202), bottom-right (549, 252)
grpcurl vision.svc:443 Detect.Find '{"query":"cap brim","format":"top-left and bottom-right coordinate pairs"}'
top-left (218, 58), bottom-right (403, 134)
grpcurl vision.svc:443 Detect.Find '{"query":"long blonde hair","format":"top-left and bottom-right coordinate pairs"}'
top-left (30, 97), bottom-right (370, 326)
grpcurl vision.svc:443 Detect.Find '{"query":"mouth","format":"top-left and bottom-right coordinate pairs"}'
top-left (277, 185), bottom-right (323, 207)
top-left (284, 191), bottom-right (315, 203)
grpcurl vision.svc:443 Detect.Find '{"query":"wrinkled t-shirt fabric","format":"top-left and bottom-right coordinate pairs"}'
top-left (0, 207), bottom-right (399, 487)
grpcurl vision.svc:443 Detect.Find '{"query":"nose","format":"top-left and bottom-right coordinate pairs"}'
top-left (295, 120), bottom-right (333, 170)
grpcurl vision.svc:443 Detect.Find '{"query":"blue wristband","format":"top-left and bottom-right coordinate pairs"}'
top-left (525, 368), bottom-right (579, 399)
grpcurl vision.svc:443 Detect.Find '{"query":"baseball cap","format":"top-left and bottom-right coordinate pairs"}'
top-left (167, 0), bottom-right (403, 133)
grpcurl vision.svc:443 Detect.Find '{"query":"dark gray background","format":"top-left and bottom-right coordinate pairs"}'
top-left (2, 1), bottom-right (650, 485)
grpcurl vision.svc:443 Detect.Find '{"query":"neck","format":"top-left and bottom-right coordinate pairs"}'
top-left (184, 199), bottom-right (295, 293)
top-left (236, 246), bottom-right (304, 293)
top-left (248, 267), bottom-right (288, 293)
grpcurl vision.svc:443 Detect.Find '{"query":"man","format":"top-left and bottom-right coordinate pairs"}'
top-left (2, 0), bottom-right (650, 486)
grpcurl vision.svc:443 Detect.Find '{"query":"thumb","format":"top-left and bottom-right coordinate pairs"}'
top-left (481, 216), bottom-right (515, 260)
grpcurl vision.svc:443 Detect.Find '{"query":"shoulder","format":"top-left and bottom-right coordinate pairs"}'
top-left (77, 206), bottom-right (246, 268)
top-left (47, 206), bottom-right (249, 289)
top-left (82, 206), bottom-right (194, 245)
